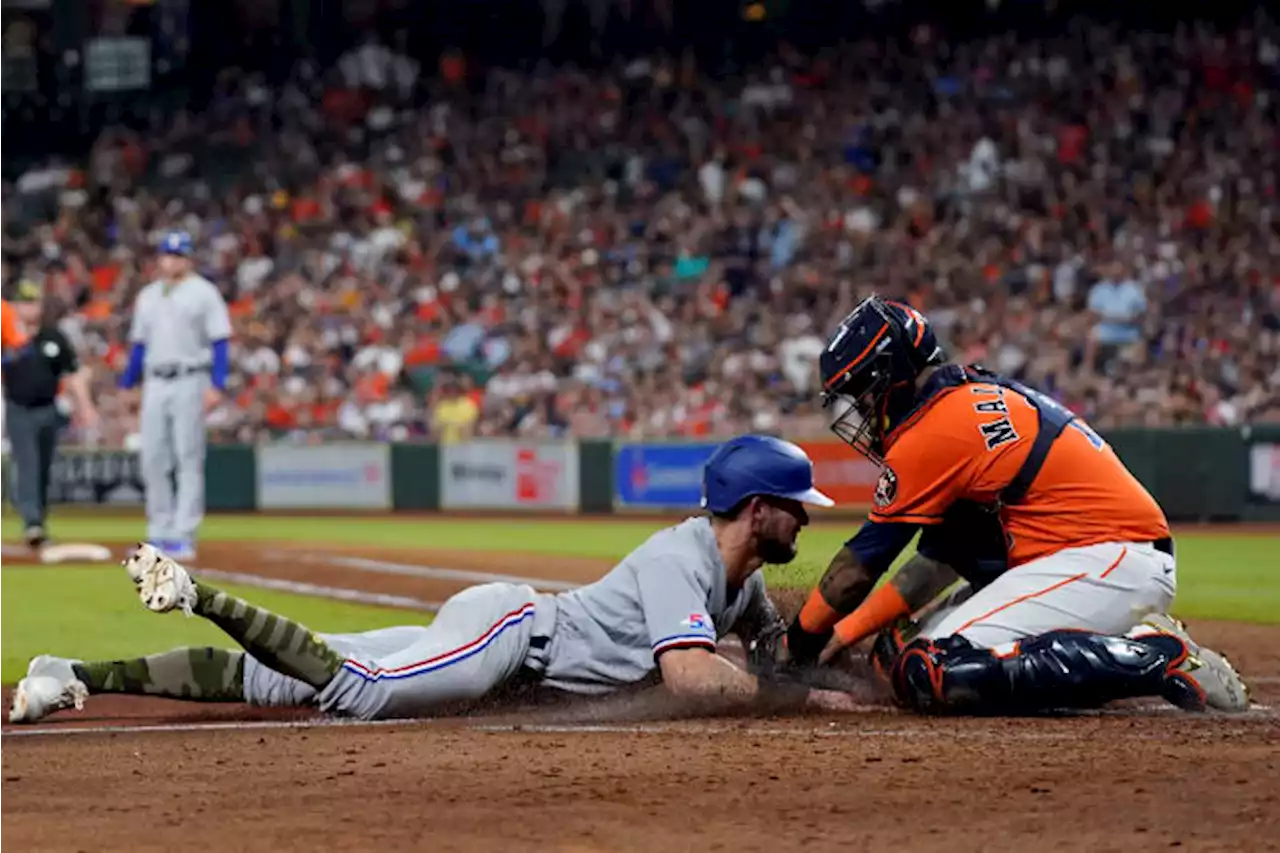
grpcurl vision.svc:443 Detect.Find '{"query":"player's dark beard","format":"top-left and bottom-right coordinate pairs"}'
top-left (754, 515), bottom-right (798, 565)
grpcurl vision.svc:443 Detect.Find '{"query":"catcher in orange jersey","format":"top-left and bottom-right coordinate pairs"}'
top-left (780, 296), bottom-right (1250, 714)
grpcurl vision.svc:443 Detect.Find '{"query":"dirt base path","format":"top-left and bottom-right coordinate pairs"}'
top-left (3, 537), bottom-right (1279, 852)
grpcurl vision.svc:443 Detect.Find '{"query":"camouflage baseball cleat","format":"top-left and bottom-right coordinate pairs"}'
top-left (124, 543), bottom-right (198, 616)
top-left (9, 655), bottom-right (88, 724)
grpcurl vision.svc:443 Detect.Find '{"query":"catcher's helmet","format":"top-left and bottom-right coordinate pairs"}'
top-left (701, 435), bottom-right (835, 515)
top-left (158, 230), bottom-right (194, 257)
top-left (819, 296), bottom-right (947, 464)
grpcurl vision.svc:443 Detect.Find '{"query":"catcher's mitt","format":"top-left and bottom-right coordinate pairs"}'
top-left (745, 616), bottom-right (788, 678)
top-left (745, 619), bottom-right (858, 692)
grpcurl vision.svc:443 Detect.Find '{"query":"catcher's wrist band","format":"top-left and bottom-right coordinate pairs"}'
top-left (786, 620), bottom-right (832, 666)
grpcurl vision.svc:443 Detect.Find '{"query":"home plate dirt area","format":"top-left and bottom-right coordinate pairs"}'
top-left (3, 540), bottom-right (1279, 853)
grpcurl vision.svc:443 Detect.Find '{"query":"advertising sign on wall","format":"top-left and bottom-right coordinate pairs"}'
top-left (257, 443), bottom-right (391, 509)
top-left (795, 440), bottom-right (879, 508)
top-left (441, 441), bottom-right (579, 510)
top-left (613, 443), bottom-right (719, 509)
top-left (1249, 442), bottom-right (1280, 503)
top-left (2, 448), bottom-right (145, 506)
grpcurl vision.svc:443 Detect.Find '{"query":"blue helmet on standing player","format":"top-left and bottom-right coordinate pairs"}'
top-left (158, 230), bottom-right (194, 257)
top-left (818, 296), bottom-right (948, 465)
top-left (702, 435), bottom-right (834, 564)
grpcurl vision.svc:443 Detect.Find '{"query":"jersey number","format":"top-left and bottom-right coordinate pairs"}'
top-left (1069, 420), bottom-right (1106, 450)
top-left (1016, 383), bottom-right (1108, 451)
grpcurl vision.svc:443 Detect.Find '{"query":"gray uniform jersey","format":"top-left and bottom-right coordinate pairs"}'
top-left (129, 275), bottom-right (231, 367)
top-left (541, 516), bottom-right (771, 694)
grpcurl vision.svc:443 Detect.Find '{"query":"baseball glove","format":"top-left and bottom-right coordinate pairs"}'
top-left (745, 616), bottom-right (789, 678)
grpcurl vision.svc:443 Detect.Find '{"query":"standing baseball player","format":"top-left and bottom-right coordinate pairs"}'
top-left (10, 435), bottom-right (860, 724)
top-left (780, 296), bottom-right (1250, 715)
top-left (118, 231), bottom-right (231, 560)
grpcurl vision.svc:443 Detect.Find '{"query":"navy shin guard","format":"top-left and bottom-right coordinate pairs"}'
top-left (892, 630), bottom-right (1191, 715)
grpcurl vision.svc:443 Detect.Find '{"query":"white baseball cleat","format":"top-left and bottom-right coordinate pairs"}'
top-left (9, 655), bottom-right (88, 724)
top-left (1133, 614), bottom-right (1251, 712)
top-left (123, 542), bottom-right (197, 616)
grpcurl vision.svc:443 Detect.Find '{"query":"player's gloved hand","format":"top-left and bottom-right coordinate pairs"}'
top-left (746, 617), bottom-right (788, 678)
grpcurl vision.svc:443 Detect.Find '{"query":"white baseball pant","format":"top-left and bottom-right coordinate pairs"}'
top-left (917, 541), bottom-right (1177, 648)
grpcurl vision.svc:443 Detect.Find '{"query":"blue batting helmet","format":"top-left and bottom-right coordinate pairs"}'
top-left (701, 435), bottom-right (835, 515)
top-left (158, 230), bottom-right (194, 257)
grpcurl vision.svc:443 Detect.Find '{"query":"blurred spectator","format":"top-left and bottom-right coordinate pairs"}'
top-left (1085, 261), bottom-right (1149, 372)
top-left (431, 375), bottom-right (479, 444)
top-left (3, 9), bottom-right (1278, 446)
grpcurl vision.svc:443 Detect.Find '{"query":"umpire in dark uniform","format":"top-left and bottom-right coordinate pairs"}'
top-left (3, 280), bottom-right (99, 549)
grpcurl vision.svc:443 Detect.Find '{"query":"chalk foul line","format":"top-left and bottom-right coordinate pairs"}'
top-left (270, 551), bottom-right (582, 592)
top-left (194, 568), bottom-right (442, 612)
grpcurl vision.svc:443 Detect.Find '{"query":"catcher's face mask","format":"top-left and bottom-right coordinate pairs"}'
top-left (818, 296), bottom-right (944, 465)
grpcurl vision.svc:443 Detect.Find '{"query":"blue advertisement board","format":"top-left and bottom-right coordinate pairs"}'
top-left (613, 443), bottom-right (720, 509)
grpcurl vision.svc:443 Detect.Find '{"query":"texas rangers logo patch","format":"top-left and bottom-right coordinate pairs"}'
top-left (681, 613), bottom-right (710, 631)
top-left (874, 467), bottom-right (898, 508)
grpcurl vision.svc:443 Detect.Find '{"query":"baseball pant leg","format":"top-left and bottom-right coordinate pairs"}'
top-left (317, 583), bottom-right (546, 720)
top-left (5, 401), bottom-right (45, 529)
top-left (140, 385), bottom-right (177, 543)
top-left (920, 542), bottom-right (1177, 648)
top-left (34, 404), bottom-right (61, 523)
top-left (241, 627), bottom-right (441, 709)
top-left (170, 375), bottom-right (207, 544)
top-left (242, 654), bottom-right (321, 708)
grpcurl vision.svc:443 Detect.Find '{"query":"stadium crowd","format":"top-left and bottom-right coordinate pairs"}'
top-left (3, 14), bottom-right (1279, 448)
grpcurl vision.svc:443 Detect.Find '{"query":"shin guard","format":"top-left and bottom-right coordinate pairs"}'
top-left (892, 630), bottom-right (1192, 715)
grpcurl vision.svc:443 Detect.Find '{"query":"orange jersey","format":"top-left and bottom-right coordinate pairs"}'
top-left (869, 378), bottom-right (1169, 566)
top-left (1, 299), bottom-right (30, 351)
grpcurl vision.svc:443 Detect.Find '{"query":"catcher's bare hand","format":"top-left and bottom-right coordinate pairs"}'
top-left (818, 634), bottom-right (851, 666)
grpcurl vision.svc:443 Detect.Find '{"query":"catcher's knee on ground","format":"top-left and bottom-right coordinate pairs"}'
top-left (888, 630), bottom-right (1200, 715)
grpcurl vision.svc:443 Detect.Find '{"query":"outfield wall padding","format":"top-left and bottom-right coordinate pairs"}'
top-left (16, 426), bottom-right (1278, 522)
top-left (578, 440), bottom-right (614, 515)
top-left (206, 444), bottom-right (256, 511)
top-left (390, 442), bottom-right (440, 511)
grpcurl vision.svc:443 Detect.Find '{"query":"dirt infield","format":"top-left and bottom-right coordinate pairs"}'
top-left (3, 539), bottom-right (1279, 852)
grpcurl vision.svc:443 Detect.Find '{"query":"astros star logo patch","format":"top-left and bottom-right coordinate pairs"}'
top-left (874, 467), bottom-right (898, 509)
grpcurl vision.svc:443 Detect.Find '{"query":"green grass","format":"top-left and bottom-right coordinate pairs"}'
top-left (3, 511), bottom-right (1276, 684)
top-left (3, 512), bottom-right (667, 558)
top-left (1, 567), bottom-right (422, 684)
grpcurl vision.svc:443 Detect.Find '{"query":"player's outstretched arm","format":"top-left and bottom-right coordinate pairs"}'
top-left (657, 647), bottom-right (857, 714)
